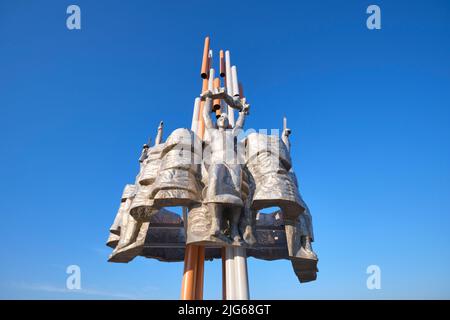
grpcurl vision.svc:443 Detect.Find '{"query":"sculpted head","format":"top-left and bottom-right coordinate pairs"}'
top-left (216, 113), bottom-right (229, 129)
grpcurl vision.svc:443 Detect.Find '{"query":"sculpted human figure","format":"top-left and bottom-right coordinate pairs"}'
top-left (109, 122), bottom-right (164, 256)
top-left (201, 89), bottom-right (249, 244)
top-left (298, 204), bottom-right (316, 258)
top-left (282, 118), bottom-right (317, 261)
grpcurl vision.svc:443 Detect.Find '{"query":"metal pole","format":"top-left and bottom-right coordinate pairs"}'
top-left (231, 66), bottom-right (240, 97)
top-left (181, 37), bottom-right (210, 300)
top-left (180, 244), bottom-right (198, 299)
top-left (194, 246), bottom-right (205, 299)
top-left (222, 56), bottom-right (250, 301)
top-left (225, 51), bottom-right (233, 94)
top-left (200, 37), bottom-right (210, 79)
top-left (234, 247), bottom-right (250, 300)
top-left (224, 51), bottom-right (236, 296)
top-left (191, 97), bottom-right (200, 133)
top-left (219, 50), bottom-right (225, 78)
top-left (224, 50), bottom-right (235, 127)
top-left (225, 246), bottom-right (236, 299)
top-left (208, 68), bottom-right (215, 91)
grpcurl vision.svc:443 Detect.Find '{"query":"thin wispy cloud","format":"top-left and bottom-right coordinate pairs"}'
top-left (11, 282), bottom-right (149, 299)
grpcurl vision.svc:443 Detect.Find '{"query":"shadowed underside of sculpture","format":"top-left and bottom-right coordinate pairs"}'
top-left (108, 207), bottom-right (317, 282)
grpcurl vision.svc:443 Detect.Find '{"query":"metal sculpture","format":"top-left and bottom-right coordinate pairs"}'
top-left (106, 37), bottom-right (318, 300)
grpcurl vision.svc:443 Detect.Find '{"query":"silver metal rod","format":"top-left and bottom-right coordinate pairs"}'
top-left (224, 50), bottom-right (235, 127)
top-left (190, 97), bottom-right (200, 133)
top-left (234, 247), bottom-right (250, 300)
top-left (225, 246), bottom-right (236, 299)
top-left (208, 68), bottom-right (215, 91)
top-left (224, 246), bottom-right (250, 300)
top-left (225, 51), bottom-right (233, 95)
top-left (209, 49), bottom-right (213, 70)
top-left (231, 66), bottom-right (240, 97)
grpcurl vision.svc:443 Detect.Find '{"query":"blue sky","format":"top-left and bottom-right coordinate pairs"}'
top-left (1, 0), bottom-right (450, 299)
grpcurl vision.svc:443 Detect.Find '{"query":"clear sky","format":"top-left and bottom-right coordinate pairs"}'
top-left (1, 0), bottom-right (449, 299)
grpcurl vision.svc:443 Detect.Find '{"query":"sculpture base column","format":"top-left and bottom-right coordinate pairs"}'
top-left (234, 247), bottom-right (249, 300)
top-left (225, 247), bottom-right (236, 299)
top-left (180, 244), bottom-right (205, 300)
top-left (195, 246), bottom-right (205, 299)
top-left (224, 247), bottom-right (250, 300)
top-left (180, 244), bottom-right (198, 300)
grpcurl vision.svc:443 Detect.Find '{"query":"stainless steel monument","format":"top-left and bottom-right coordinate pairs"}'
top-left (106, 37), bottom-right (318, 300)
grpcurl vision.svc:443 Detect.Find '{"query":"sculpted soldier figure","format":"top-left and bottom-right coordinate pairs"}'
top-left (282, 117), bottom-right (318, 275)
top-left (201, 89), bottom-right (249, 244)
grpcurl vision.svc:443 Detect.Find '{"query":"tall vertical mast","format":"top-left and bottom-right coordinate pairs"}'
top-left (181, 36), bottom-right (211, 300)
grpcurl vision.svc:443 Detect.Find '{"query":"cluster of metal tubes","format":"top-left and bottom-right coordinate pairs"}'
top-left (182, 36), bottom-right (250, 300)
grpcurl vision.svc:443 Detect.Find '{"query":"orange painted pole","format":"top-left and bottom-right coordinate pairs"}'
top-left (193, 76), bottom-right (208, 299)
top-left (219, 50), bottom-right (225, 77)
top-left (214, 77), bottom-right (222, 118)
top-left (200, 37), bottom-right (210, 79)
top-left (181, 36), bottom-right (213, 300)
top-left (180, 244), bottom-right (198, 299)
top-left (194, 246), bottom-right (205, 299)
top-left (181, 37), bottom-right (211, 300)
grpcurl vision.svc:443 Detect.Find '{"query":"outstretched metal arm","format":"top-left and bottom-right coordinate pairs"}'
top-left (206, 87), bottom-right (244, 111)
top-left (233, 107), bottom-right (248, 132)
top-left (202, 88), bottom-right (249, 131)
top-left (221, 90), bottom-right (245, 111)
